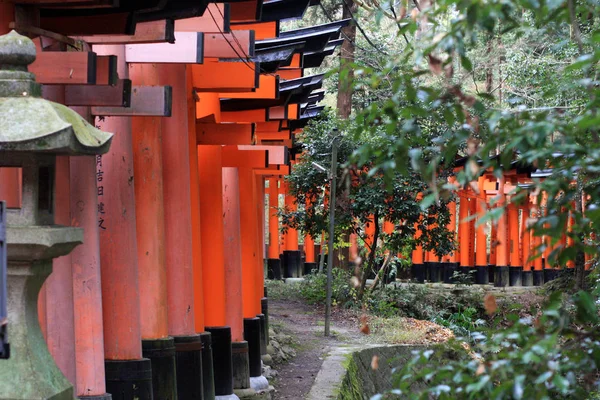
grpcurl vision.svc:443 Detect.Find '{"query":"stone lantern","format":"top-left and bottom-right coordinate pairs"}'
top-left (0, 31), bottom-right (113, 399)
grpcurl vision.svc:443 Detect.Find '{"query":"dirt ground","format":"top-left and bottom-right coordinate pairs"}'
top-left (267, 287), bottom-right (544, 399)
top-left (268, 298), bottom-right (369, 400)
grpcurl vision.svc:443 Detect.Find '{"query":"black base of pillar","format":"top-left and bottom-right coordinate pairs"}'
top-left (267, 258), bottom-right (282, 280)
top-left (105, 359), bottom-right (153, 400)
top-left (231, 341), bottom-right (250, 390)
top-left (243, 318), bottom-right (262, 378)
top-left (142, 337), bottom-right (177, 400)
top-left (522, 270), bottom-right (533, 287)
top-left (533, 270), bottom-right (544, 286)
top-left (544, 269), bottom-right (559, 282)
top-left (509, 267), bottom-right (523, 287)
top-left (412, 263), bottom-right (425, 283)
top-left (174, 334), bottom-right (203, 400)
top-left (200, 331), bottom-right (216, 400)
top-left (494, 266), bottom-right (510, 287)
top-left (475, 265), bottom-right (489, 284)
top-left (261, 297), bottom-right (269, 343)
top-left (282, 250), bottom-right (303, 278)
top-left (206, 327), bottom-right (234, 397)
top-left (257, 314), bottom-right (267, 356)
top-left (78, 395), bottom-right (112, 400)
top-left (428, 262), bottom-right (442, 282)
top-left (443, 263), bottom-right (458, 283)
top-left (488, 264), bottom-right (495, 283)
top-left (304, 262), bottom-right (317, 275)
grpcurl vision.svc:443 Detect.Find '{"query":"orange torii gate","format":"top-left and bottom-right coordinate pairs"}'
top-left (409, 161), bottom-right (587, 287)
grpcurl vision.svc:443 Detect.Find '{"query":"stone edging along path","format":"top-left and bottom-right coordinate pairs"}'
top-left (307, 344), bottom-right (429, 400)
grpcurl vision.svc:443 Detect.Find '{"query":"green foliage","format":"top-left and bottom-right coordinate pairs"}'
top-left (344, 0), bottom-right (600, 270)
top-left (299, 268), bottom-right (358, 307)
top-left (265, 279), bottom-right (302, 301)
top-left (366, 284), bottom-right (485, 327)
top-left (379, 292), bottom-right (600, 399)
top-left (281, 110), bottom-right (456, 260)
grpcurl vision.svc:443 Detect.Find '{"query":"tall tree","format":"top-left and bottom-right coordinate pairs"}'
top-left (337, 0), bottom-right (357, 119)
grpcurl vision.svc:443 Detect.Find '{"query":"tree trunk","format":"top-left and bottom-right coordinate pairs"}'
top-left (358, 210), bottom-right (379, 301)
top-left (337, 0), bottom-right (357, 120)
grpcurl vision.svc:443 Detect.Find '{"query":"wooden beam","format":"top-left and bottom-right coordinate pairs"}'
top-left (30, 51), bottom-right (96, 84)
top-left (203, 30), bottom-right (254, 59)
top-left (231, 21), bottom-right (278, 40)
top-left (46, 79), bottom-right (132, 107)
top-left (41, 12), bottom-right (132, 36)
top-left (91, 85), bottom-right (172, 116)
top-left (220, 74), bottom-right (277, 99)
top-left (277, 69), bottom-right (302, 80)
top-left (229, 0), bottom-right (260, 23)
top-left (175, 4), bottom-right (229, 33)
top-left (255, 121), bottom-right (282, 132)
top-left (196, 123), bottom-right (255, 145)
top-left (254, 165), bottom-right (290, 175)
top-left (238, 145), bottom-right (287, 165)
top-left (195, 92), bottom-right (222, 123)
top-left (267, 106), bottom-right (286, 120)
top-left (190, 60), bottom-right (258, 92)
top-left (74, 19), bottom-right (175, 45)
top-left (221, 109), bottom-right (267, 123)
top-left (255, 131), bottom-right (290, 141)
top-left (125, 32), bottom-right (204, 63)
top-left (96, 55), bottom-right (117, 85)
top-left (221, 146), bottom-right (268, 168)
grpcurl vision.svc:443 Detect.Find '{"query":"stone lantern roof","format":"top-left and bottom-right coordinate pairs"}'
top-left (0, 30), bottom-right (113, 155)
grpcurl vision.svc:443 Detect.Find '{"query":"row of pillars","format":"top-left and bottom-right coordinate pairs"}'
top-left (0, 11), bottom-right (272, 398)
top-left (265, 179), bottom-right (319, 280)
top-left (412, 177), bottom-right (592, 287)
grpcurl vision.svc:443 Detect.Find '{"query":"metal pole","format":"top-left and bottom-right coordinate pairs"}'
top-left (325, 137), bottom-right (339, 337)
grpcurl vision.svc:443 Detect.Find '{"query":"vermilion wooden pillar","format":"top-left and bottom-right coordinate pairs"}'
top-left (67, 106), bottom-right (112, 399)
top-left (468, 195), bottom-right (477, 270)
top-left (566, 206), bottom-right (575, 269)
top-left (283, 182), bottom-right (298, 250)
top-left (158, 63), bottom-right (204, 400)
top-left (238, 167), bottom-right (259, 319)
top-left (495, 178), bottom-right (510, 287)
top-left (94, 44), bottom-right (152, 399)
top-left (304, 234), bottom-right (316, 267)
top-left (521, 201), bottom-right (533, 286)
top-left (458, 193), bottom-right (471, 273)
top-left (70, 152), bottom-right (111, 399)
top-left (489, 214), bottom-right (497, 268)
top-left (442, 197), bottom-right (459, 282)
top-left (507, 200), bottom-right (522, 286)
top-left (278, 181), bottom-right (287, 252)
top-left (531, 195), bottom-right (544, 285)
top-left (412, 222), bottom-right (425, 282)
top-left (475, 177), bottom-right (488, 284)
top-left (197, 145), bottom-right (226, 326)
top-left (254, 173), bottom-right (270, 368)
top-left (281, 180), bottom-right (301, 277)
top-left (266, 177), bottom-right (282, 280)
top-left (222, 168), bottom-right (253, 395)
top-left (197, 145), bottom-right (236, 398)
top-left (222, 168), bottom-right (244, 341)
top-left (255, 174), bottom-right (267, 298)
top-left (130, 63), bottom-right (177, 400)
